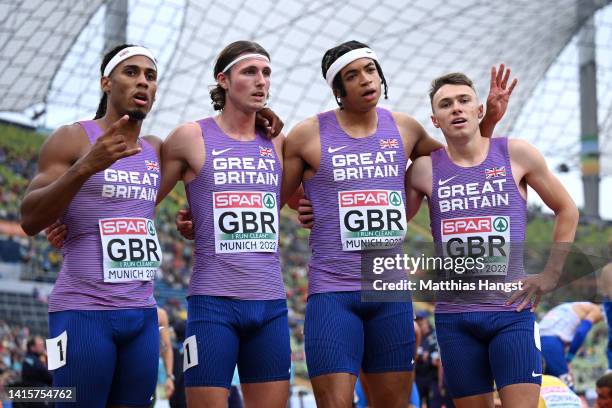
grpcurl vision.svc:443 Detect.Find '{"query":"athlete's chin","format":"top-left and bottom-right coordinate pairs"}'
top-left (127, 110), bottom-right (147, 121)
top-left (246, 102), bottom-right (267, 112)
top-left (444, 128), bottom-right (475, 140)
top-left (353, 99), bottom-right (378, 112)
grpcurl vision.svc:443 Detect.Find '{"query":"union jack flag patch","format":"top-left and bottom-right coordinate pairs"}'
top-left (259, 146), bottom-right (273, 157)
top-left (380, 138), bottom-right (399, 149)
top-left (485, 166), bottom-right (505, 179)
top-left (145, 160), bottom-right (159, 173)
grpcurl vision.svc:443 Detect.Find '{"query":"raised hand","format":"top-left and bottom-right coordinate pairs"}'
top-left (485, 64), bottom-right (518, 124)
top-left (79, 115), bottom-right (141, 175)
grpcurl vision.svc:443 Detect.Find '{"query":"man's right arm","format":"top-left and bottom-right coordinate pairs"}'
top-left (157, 122), bottom-right (204, 204)
top-left (21, 115), bottom-right (138, 235)
top-left (280, 118), bottom-right (317, 207)
top-left (20, 124), bottom-right (91, 236)
top-left (404, 156), bottom-right (432, 221)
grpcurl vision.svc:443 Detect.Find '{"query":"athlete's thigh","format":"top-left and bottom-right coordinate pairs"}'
top-left (237, 299), bottom-right (291, 384)
top-left (184, 295), bottom-right (239, 388)
top-left (489, 310), bottom-right (542, 390)
top-left (362, 300), bottom-right (415, 374)
top-left (304, 292), bottom-right (364, 378)
top-left (49, 310), bottom-right (116, 408)
top-left (361, 371), bottom-right (414, 408)
top-left (241, 380), bottom-right (289, 408)
top-left (434, 312), bottom-right (494, 399)
top-left (108, 308), bottom-right (159, 407)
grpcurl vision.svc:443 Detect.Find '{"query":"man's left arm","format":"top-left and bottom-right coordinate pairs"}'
top-left (507, 139), bottom-right (579, 311)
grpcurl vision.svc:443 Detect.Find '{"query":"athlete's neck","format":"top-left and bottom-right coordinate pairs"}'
top-left (98, 110), bottom-right (142, 146)
top-left (445, 131), bottom-right (489, 167)
top-left (335, 107), bottom-right (378, 138)
top-left (216, 106), bottom-right (257, 141)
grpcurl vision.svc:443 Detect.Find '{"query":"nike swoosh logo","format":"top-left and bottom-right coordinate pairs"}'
top-left (438, 176), bottom-right (458, 186)
top-left (411, 359), bottom-right (415, 365)
top-left (212, 148), bottom-right (232, 156)
top-left (328, 146), bottom-right (347, 154)
top-left (532, 371), bottom-right (542, 377)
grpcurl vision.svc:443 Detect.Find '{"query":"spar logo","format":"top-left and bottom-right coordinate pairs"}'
top-left (214, 192), bottom-right (264, 208)
top-left (339, 190), bottom-right (401, 207)
top-left (493, 217), bottom-right (508, 232)
top-left (442, 217), bottom-right (492, 235)
top-left (263, 193), bottom-right (276, 209)
top-left (101, 218), bottom-right (150, 235)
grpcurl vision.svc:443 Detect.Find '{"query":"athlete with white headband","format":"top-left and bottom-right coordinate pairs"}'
top-left (153, 40), bottom-right (292, 408)
top-left (30, 42), bottom-right (284, 406)
top-left (281, 40), bottom-right (516, 407)
top-left (21, 43), bottom-right (163, 407)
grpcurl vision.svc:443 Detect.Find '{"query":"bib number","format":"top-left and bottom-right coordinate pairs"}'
top-left (338, 190), bottom-right (407, 251)
top-left (213, 191), bottom-right (278, 253)
top-left (46, 331), bottom-right (67, 370)
top-left (441, 215), bottom-right (510, 276)
top-left (183, 335), bottom-right (199, 371)
top-left (99, 218), bottom-right (162, 282)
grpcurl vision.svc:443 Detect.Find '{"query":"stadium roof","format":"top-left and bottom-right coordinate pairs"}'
top-left (1, 0), bottom-right (611, 179)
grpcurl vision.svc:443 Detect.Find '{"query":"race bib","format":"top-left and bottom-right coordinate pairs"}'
top-left (338, 190), bottom-right (406, 251)
top-left (441, 215), bottom-right (510, 276)
top-left (183, 335), bottom-right (199, 371)
top-left (46, 331), bottom-right (67, 370)
top-left (213, 191), bottom-right (278, 253)
top-left (98, 217), bottom-right (162, 282)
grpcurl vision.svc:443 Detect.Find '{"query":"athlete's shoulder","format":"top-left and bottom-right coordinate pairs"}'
top-left (48, 122), bottom-right (88, 143)
top-left (390, 111), bottom-right (422, 128)
top-left (40, 122), bottom-right (89, 162)
top-left (390, 111), bottom-right (429, 143)
top-left (167, 121), bottom-right (201, 143)
top-left (507, 138), bottom-right (546, 170)
top-left (141, 135), bottom-right (163, 157)
top-left (286, 116), bottom-right (318, 143)
top-left (507, 137), bottom-right (539, 156)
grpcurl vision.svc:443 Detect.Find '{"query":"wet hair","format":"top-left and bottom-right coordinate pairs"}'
top-left (429, 72), bottom-right (476, 107)
top-left (321, 40), bottom-right (388, 108)
top-left (94, 44), bottom-right (134, 120)
top-left (210, 40), bottom-right (271, 111)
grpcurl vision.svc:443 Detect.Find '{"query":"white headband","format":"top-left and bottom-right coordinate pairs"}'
top-left (325, 48), bottom-right (378, 88)
top-left (221, 53), bottom-right (270, 73)
top-left (103, 46), bottom-right (157, 77)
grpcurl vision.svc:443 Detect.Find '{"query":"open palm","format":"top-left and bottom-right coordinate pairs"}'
top-left (486, 64), bottom-right (518, 123)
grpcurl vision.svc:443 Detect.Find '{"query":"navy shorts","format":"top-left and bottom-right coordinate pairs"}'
top-left (184, 295), bottom-right (291, 388)
top-left (435, 310), bottom-right (542, 398)
top-left (304, 291), bottom-right (415, 378)
top-left (48, 308), bottom-right (159, 408)
top-left (541, 335), bottom-right (569, 376)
